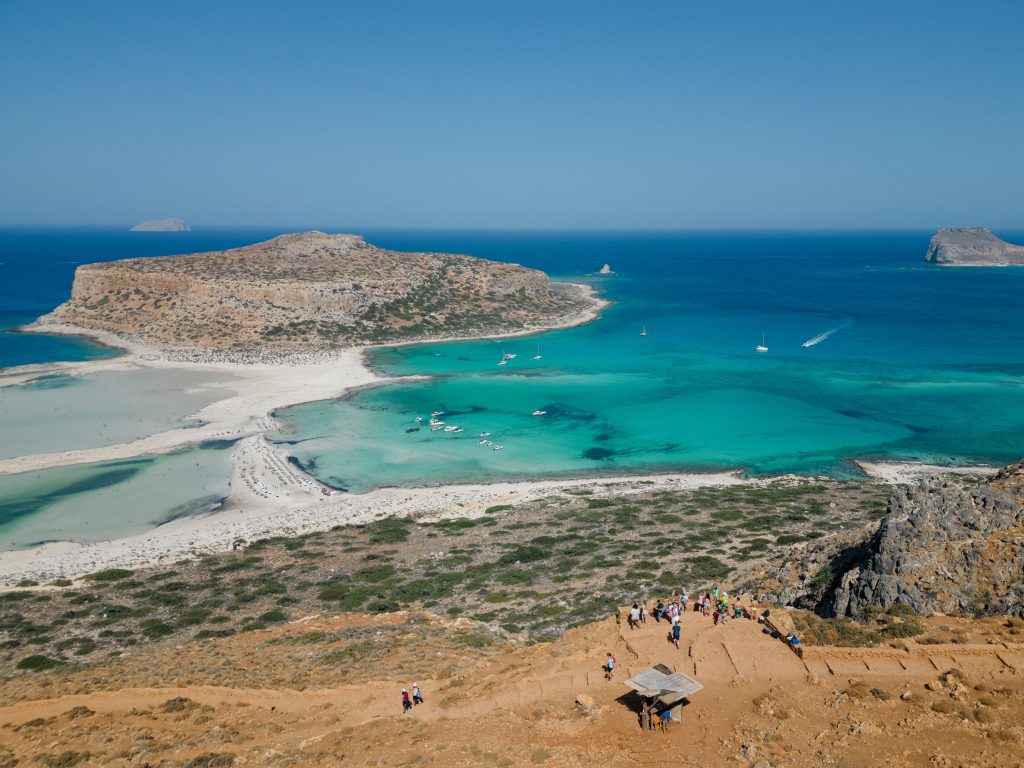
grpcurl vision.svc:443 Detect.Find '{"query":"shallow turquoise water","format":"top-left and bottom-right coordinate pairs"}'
top-left (0, 368), bottom-right (238, 459)
top-left (0, 443), bottom-right (234, 550)
top-left (271, 232), bottom-right (1024, 491)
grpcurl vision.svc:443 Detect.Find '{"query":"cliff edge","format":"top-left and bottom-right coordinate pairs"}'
top-left (924, 227), bottom-right (1024, 265)
top-left (35, 232), bottom-right (592, 359)
top-left (824, 462), bottom-right (1024, 618)
top-left (130, 218), bottom-right (191, 232)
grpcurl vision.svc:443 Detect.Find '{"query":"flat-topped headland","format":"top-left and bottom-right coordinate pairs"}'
top-left (130, 217), bottom-right (191, 232)
top-left (31, 231), bottom-right (600, 362)
top-left (925, 227), bottom-right (1024, 266)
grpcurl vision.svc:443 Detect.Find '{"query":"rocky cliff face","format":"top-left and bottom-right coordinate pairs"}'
top-left (924, 227), bottom-right (1024, 265)
top-left (824, 462), bottom-right (1024, 618)
top-left (130, 218), bottom-right (191, 232)
top-left (38, 232), bottom-right (588, 357)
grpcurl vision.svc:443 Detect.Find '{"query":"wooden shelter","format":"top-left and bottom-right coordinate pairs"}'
top-left (623, 664), bottom-right (703, 730)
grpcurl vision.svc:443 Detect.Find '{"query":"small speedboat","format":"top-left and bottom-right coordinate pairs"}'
top-left (431, 425), bottom-right (443, 431)
top-left (492, 445), bottom-right (504, 451)
top-left (444, 425), bottom-right (458, 432)
top-left (532, 410), bottom-right (547, 416)
top-left (452, 427), bottom-right (464, 433)
top-left (497, 359), bottom-right (508, 366)
top-left (479, 431), bottom-right (491, 437)
top-left (429, 418), bottom-right (444, 426)
top-left (406, 427), bottom-right (420, 433)
top-left (414, 417), bottom-right (423, 423)
top-left (478, 439), bottom-right (488, 445)
top-left (431, 411), bottom-right (444, 417)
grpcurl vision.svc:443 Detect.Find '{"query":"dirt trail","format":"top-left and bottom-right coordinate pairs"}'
top-left (3, 610), bottom-right (1019, 728)
top-left (2, 612), bottom-right (1022, 767)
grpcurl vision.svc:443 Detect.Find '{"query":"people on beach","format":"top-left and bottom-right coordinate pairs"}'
top-left (401, 688), bottom-right (412, 712)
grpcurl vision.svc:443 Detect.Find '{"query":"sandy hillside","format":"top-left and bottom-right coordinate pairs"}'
top-left (1, 608), bottom-right (1021, 768)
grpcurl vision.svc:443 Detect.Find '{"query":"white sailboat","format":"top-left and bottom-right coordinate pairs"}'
top-left (756, 333), bottom-right (768, 353)
top-left (532, 342), bottom-right (542, 360)
top-left (640, 325), bottom-right (647, 337)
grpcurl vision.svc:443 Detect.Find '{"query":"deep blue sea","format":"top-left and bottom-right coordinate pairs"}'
top-left (3, 228), bottom-right (1024, 500)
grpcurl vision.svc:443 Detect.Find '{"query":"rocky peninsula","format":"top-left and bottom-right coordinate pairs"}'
top-left (130, 218), bottom-right (191, 232)
top-left (925, 227), bottom-right (1024, 266)
top-left (34, 232), bottom-right (596, 361)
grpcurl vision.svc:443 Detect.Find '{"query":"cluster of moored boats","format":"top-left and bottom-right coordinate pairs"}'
top-left (405, 406), bottom-right (550, 451)
top-left (496, 343), bottom-right (543, 367)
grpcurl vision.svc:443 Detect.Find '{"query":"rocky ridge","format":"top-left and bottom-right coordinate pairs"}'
top-left (36, 232), bottom-right (591, 359)
top-left (130, 218), bottom-right (191, 232)
top-left (924, 227), bottom-right (1024, 265)
top-left (825, 463), bottom-right (1023, 618)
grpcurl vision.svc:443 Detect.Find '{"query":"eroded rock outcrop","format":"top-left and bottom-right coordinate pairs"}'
top-left (924, 227), bottom-right (1024, 266)
top-left (36, 232), bottom-right (590, 358)
top-left (825, 462), bottom-right (1024, 618)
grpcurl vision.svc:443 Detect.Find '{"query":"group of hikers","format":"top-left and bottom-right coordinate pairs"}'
top-left (609, 586), bottom-right (746, 663)
top-left (627, 587), bottom-right (744, 642)
top-left (400, 682), bottom-right (425, 712)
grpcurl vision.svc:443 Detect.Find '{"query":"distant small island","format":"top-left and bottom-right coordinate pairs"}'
top-left (925, 227), bottom-right (1024, 266)
top-left (130, 218), bottom-right (191, 232)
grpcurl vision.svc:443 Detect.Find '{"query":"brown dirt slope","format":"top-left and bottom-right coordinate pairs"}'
top-left (1, 609), bottom-right (1021, 767)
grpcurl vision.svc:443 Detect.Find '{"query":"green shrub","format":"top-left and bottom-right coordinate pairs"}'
top-left (142, 620), bottom-right (174, 639)
top-left (84, 568), bottom-right (134, 582)
top-left (498, 545), bottom-right (549, 565)
top-left (17, 654), bottom-right (62, 671)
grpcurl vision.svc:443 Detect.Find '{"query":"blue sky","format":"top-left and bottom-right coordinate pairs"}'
top-left (1, 1), bottom-right (1021, 229)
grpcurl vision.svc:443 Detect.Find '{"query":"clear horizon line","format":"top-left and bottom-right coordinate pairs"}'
top-left (3, 223), bottom-right (1024, 233)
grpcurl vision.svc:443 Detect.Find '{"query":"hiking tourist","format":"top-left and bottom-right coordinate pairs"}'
top-left (671, 621), bottom-right (681, 649)
top-left (629, 603), bottom-right (641, 630)
top-left (655, 599), bottom-right (665, 622)
top-left (605, 652), bottom-right (616, 680)
top-left (412, 682), bottom-right (424, 705)
top-left (401, 688), bottom-right (412, 712)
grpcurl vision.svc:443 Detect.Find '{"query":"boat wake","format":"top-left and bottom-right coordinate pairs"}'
top-left (801, 320), bottom-right (851, 348)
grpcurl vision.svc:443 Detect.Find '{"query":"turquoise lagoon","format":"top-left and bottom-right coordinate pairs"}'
top-left (0, 443), bottom-right (234, 550)
top-left (2, 229), bottom-right (1023, 539)
top-left (270, 231), bottom-right (1024, 492)
top-left (0, 368), bottom-right (238, 460)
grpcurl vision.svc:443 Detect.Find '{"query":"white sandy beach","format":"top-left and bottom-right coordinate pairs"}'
top-left (0, 435), bottom-right (748, 585)
top-left (0, 284), bottom-right (1000, 588)
top-left (854, 460), bottom-right (999, 484)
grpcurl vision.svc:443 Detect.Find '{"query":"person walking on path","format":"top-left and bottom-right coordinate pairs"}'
top-left (412, 682), bottom-right (424, 705)
top-left (401, 688), bottom-right (412, 713)
top-left (605, 652), bottom-right (616, 680)
top-left (629, 603), bottom-right (641, 630)
top-left (655, 599), bottom-right (665, 622)
top-left (640, 603), bottom-right (648, 624)
top-left (671, 621), bottom-right (681, 649)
